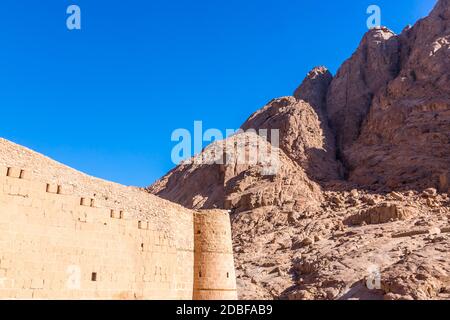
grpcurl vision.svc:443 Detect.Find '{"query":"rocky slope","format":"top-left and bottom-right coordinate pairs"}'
top-left (149, 131), bottom-right (323, 213)
top-left (150, 0), bottom-right (450, 300)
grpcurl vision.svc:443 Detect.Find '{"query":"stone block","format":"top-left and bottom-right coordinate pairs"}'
top-left (0, 166), bottom-right (8, 177)
top-left (19, 170), bottom-right (32, 180)
top-left (80, 198), bottom-right (93, 207)
top-left (120, 211), bottom-right (132, 220)
top-left (30, 279), bottom-right (44, 290)
top-left (58, 185), bottom-right (74, 195)
top-left (46, 184), bottom-right (60, 194)
top-left (110, 209), bottom-right (122, 219)
top-left (138, 221), bottom-right (149, 230)
top-left (6, 167), bottom-right (22, 179)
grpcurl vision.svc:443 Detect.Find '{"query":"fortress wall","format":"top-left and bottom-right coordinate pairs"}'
top-left (169, 206), bottom-right (195, 300)
top-left (193, 210), bottom-right (237, 300)
top-left (0, 166), bottom-right (194, 300)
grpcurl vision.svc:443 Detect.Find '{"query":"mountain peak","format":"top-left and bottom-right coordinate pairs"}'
top-left (294, 66), bottom-right (332, 113)
top-left (431, 0), bottom-right (450, 18)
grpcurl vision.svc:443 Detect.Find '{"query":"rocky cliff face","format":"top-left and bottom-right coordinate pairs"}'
top-left (326, 27), bottom-right (400, 167)
top-left (150, 0), bottom-right (450, 300)
top-left (347, 1), bottom-right (450, 190)
top-left (149, 131), bottom-right (323, 213)
top-left (242, 67), bottom-right (341, 183)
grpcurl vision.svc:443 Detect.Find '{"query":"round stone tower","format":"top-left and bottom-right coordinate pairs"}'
top-left (193, 210), bottom-right (237, 300)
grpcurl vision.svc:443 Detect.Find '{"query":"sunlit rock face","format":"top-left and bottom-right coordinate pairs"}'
top-left (150, 0), bottom-right (450, 300)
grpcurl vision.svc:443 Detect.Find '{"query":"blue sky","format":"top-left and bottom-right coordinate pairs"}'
top-left (0, 0), bottom-right (437, 186)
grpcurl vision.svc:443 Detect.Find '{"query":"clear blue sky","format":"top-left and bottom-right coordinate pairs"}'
top-left (0, 0), bottom-right (437, 186)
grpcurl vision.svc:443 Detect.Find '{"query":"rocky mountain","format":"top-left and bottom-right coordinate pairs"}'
top-left (324, 0), bottom-right (450, 191)
top-left (149, 0), bottom-right (450, 300)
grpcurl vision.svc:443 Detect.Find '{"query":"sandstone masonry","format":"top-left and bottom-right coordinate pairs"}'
top-left (0, 165), bottom-right (237, 300)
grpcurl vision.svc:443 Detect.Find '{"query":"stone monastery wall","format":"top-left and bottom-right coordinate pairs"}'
top-left (0, 165), bottom-right (236, 300)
